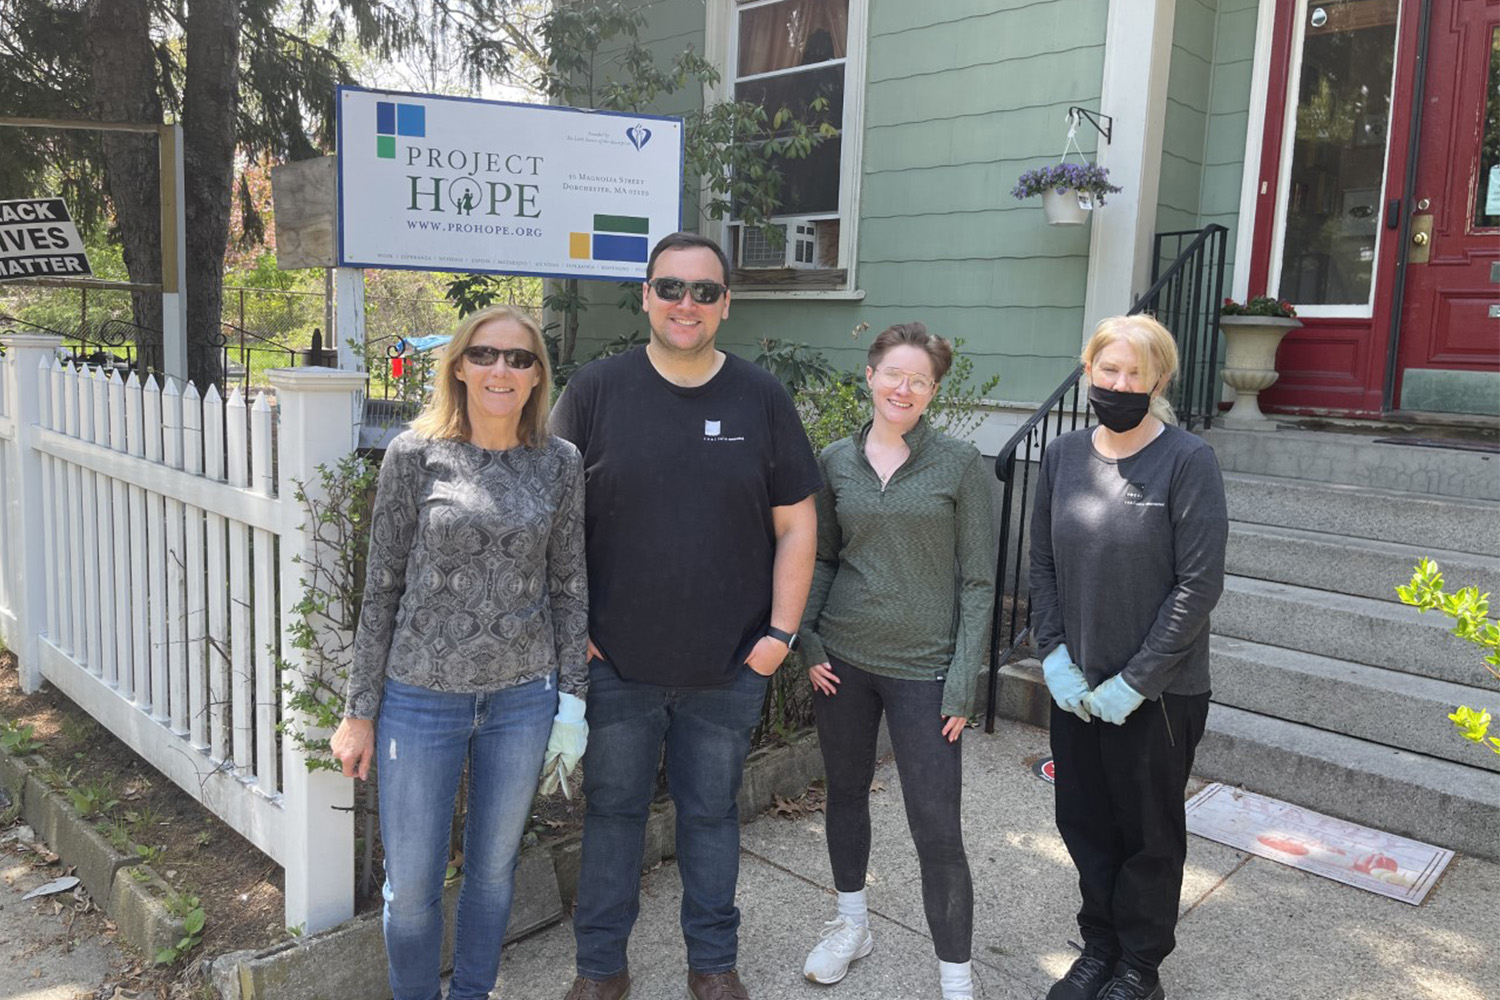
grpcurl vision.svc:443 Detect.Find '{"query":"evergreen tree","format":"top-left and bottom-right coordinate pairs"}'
top-left (1, 0), bottom-right (529, 387)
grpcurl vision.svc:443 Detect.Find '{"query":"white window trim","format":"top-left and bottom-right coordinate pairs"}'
top-left (1231, 0), bottom-right (1281, 303)
top-left (702, 0), bottom-right (868, 295)
top-left (1246, 0), bottom-right (1400, 318)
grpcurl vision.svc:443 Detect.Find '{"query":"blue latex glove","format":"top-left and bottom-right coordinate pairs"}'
top-left (539, 692), bottom-right (587, 798)
top-left (1041, 644), bottom-right (1092, 722)
top-left (1085, 675), bottom-right (1146, 725)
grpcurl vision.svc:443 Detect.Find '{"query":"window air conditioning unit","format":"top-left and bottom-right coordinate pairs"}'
top-left (738, 218), bottom-right (819, 269)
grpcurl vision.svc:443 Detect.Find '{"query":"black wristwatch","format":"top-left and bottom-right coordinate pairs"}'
top-left (766, 626), bottom-right (799, 652)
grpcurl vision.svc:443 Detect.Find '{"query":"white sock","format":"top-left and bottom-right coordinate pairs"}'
top-left (836, 889), bottom-right (868, 926)
top-left (939, 959), bottom-right (973, 998)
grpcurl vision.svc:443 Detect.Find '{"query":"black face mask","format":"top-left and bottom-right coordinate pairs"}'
top-left (1089, 384), bottom-right (1152, 433)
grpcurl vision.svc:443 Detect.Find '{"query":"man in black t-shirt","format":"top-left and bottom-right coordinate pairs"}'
top-left (551, 233), bottom-right (821, 1000)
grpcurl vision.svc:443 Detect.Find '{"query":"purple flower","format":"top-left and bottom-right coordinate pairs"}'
top-left (1011, 163), bottom-right (1123, 205)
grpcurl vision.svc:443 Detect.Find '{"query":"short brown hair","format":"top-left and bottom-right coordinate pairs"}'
top-left (409, 304), bottom-right (553, 447)
top-left (867, 322), bottom-right (954, 382)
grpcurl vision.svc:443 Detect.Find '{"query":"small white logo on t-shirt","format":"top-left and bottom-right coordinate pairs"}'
top-left (704, 420), bottom-right (721, 436)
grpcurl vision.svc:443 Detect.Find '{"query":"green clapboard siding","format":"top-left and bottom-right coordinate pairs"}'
top-left (574, 0), bottom-right (1110, 407)
top-left (1157, 0), bottom-right (1260, 291)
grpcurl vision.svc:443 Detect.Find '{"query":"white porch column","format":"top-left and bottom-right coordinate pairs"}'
top-left (266, 366), bottom-right (367, 933)
top-left (0, 334), bottom-right (64, 691)
top-left (1083, 0), bottom-right (1180, 336)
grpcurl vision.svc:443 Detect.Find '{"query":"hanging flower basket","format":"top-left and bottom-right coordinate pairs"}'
top-left (1041, 187), bottom-right (1091, 226)
top-left (1011, 163), bottom-right (1123, 227)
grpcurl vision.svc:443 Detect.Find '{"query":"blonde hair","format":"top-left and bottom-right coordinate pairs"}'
top-left (409, 304), bottom-right (552, 447)
top-left (1082, 314), bottom-right (1179, 425)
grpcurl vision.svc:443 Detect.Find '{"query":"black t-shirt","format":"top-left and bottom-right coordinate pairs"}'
top-left (550, 347), bottom-right (822, 687)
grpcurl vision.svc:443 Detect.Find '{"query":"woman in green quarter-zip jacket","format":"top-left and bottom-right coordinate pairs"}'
top-left (796, 322), bottom-right (996, 1000)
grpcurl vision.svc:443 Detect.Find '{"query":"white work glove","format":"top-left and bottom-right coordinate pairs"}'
top-left (1041, 644), bottom-right (1092, 722)
top-left (1085, 674), bottom-right (1147, 725)
top-left (539, 692), bottom-right (587, 798)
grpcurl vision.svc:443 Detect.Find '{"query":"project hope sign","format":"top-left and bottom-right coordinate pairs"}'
top-left (336, 87), bottom-right (683, 281)
top-left (0, 198), bottom-right (92, 281)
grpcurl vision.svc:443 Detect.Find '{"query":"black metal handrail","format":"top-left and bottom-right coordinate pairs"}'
top-left (982, 223), bottom-right (1228, 731)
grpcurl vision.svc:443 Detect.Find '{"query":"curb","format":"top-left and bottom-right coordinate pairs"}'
top-left (0, 744), bottom-right (185, 959)
top-left (208, 724), bottom-right (863, 1000)
top-left (207, 847), bottom-right (561, 1000)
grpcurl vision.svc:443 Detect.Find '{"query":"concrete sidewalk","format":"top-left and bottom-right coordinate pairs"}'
top-left (496, 719), bottom-right (1498, 1000)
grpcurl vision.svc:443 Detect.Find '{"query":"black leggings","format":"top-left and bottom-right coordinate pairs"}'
top-left (814, 654), bottom-right (973, 963)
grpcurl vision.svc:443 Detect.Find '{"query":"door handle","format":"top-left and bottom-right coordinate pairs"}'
top-left (1411, 231), bottom-right (1429, 246)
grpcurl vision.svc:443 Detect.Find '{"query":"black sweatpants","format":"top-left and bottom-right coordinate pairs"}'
top-left (1050, 690), bottom-right (1211, 977)
top-left (814, 654), bottom-right (973, 963)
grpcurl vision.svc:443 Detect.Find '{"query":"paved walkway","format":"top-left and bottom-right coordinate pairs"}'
top-left (0, 833), bottom-right (128, 1000)
top-left (498, 719), bottom-right (1498, 1000)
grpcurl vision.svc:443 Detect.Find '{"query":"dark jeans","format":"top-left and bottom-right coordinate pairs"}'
top-left (814, 654), bottom-right (973, 963)
top-left (1050, 690), bottom-right (1211, 978)
top-left (573, 658), bottom-right (769, 979)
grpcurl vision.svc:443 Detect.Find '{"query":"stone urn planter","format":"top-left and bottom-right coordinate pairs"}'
top-left (1041, 187), bottom-right (1091, 226)
top-left (1218, 315), bottom-right (1302, 429)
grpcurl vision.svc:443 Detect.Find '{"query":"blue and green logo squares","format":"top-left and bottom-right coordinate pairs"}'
top-left (375, 101), bottom-right (426, 158)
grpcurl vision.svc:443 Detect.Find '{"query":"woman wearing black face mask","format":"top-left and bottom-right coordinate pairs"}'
top-left (1028, 316), bottom-right (1228, 1000)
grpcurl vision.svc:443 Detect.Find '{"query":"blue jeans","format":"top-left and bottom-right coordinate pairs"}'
top-left (376, 675), bottom-right (557, 1000)
top-left (573, 658), bottom-right (768, 979)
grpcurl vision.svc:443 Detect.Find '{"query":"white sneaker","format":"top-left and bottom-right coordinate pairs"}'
top-left (803, 916), bottom-right (874, 984)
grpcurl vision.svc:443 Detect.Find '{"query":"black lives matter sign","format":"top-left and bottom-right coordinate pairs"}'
top-left (0, 198), bottom-right (92, 280)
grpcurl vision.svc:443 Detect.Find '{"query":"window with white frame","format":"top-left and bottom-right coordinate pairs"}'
top-left (710, 0), bottom-right (866, 292)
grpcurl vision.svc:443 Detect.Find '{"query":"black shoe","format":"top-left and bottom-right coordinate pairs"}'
top-left (1097, 969), bottom-right (1164, 1000)
top-left (1046, 952), bottom-right (1115, 1000)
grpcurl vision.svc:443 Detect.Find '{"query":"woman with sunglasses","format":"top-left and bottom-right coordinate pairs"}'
top-left (330, 304), bottom-right (589, 1000)
top-left (798, 322), bottom-right (995, 1000)
top-left (1031, 316), bottom-right (1226, 1000)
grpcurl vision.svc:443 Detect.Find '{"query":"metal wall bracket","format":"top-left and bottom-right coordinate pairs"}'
top-left (1067, 107), bottom-right (1113, 145)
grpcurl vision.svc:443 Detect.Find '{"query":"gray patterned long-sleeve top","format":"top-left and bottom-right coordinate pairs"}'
top-left (344, 431), bottom-right (590, 720)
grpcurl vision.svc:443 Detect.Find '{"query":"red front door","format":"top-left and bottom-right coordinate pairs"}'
top-left (1394, 0), bottom-right (1500, 412)
top-left (1246, 0), bottom-right (1499, 417)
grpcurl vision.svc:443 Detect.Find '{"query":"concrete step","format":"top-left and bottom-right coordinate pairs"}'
top-left (985, 666), bottom-right (1500, 860)
top-left (1226, 521), bottom-right (1500, 603)
top-left (1195, 705), bottom-right (1500, 861)
top-left (1206, 427), bottom-right (1500, 501)
top-left (1223, 473), bottom-right (1500, 557)
top-left (1209, 635), bottom-right (1500, 773)
top-left (1215, 576), bottom-right (1481, 685)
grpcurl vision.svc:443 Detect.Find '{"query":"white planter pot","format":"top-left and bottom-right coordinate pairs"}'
top-left (1218, 315), bottom-right (1302, 429)
top-left (1041, 187), bottom-right (1091, 226)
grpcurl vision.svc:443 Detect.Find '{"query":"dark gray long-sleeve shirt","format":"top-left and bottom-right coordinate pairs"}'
top-left (345, 431), bottom-right (589, 719)
top-left (1029, 425), bottom-right (1227, 699)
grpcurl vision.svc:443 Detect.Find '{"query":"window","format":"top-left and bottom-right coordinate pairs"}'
top-left (706, 0), bottom-right (867, 294)
top-left (1270, 0), bottom-right (1400, 314)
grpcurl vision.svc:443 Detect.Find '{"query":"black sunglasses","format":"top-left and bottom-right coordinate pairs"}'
top-left (461, 345), bottom-right (539, 369)
top-left (647, 277), bottom-right (728, 305)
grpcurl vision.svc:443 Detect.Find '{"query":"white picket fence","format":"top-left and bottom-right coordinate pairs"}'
top-left (0, 333), bottom-right (367, 933)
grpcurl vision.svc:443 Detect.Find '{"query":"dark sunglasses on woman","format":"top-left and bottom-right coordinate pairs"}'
top-left (647, 276), bottom-right (728, 305)
top-left (461, 345), bottom-right (540, 369)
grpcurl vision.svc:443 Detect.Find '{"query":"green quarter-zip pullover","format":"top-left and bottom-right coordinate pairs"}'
top-left (800, 417), bottom-right (996, 718)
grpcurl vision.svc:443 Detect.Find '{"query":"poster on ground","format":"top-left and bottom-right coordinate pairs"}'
top-left (0, 198), bottom-right (92, 281)
top-left (1185, 782), bottom-right (1452, 905)
top-left (336, 86), bottom-right (683, 281)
